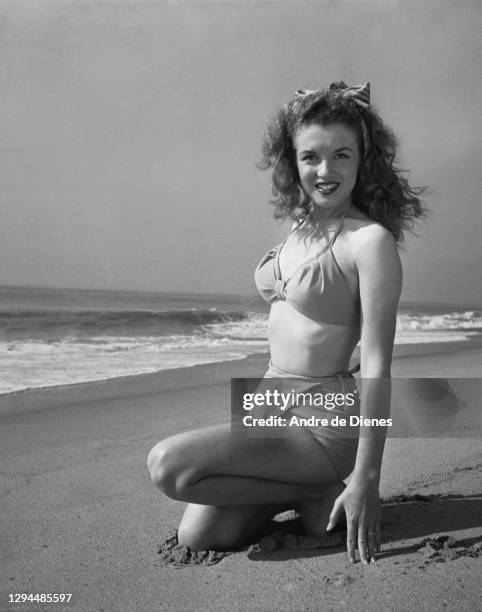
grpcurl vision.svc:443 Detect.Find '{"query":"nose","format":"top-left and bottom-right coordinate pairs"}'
top-left (316, 159), bottom-right (333, 177)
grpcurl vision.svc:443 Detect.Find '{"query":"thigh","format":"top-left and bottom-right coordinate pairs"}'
top-left (154, 421), bottom-right (339, 486)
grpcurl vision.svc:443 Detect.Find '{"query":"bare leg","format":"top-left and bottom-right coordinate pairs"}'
top-left (297, 481), bottom-right (346, 536)
top-left (148, 422), bottom-right (345, 550)
top-left (147, 422), bottom-right (340, 506)
top-left (177, 502), bottom-right (287, 551)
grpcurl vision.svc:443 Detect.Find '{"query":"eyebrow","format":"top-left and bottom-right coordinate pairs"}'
top-left (298, 146), bottom-right (356, 154)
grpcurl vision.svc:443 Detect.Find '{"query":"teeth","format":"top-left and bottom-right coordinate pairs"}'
top-left (316, 182), bottom-right (339, 193)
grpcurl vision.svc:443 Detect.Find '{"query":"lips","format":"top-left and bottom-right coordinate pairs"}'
top-left (315, 181), bottom-right (340, 195)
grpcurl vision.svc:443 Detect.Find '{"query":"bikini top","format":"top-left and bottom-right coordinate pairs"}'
top-left (254, 218), bottom-right (360, 327)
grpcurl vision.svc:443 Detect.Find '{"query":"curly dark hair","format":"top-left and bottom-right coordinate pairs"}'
top-left (257, 82), bottom-right (427, 243)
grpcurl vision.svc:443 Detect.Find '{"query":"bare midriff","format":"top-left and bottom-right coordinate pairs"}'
top-left (267, 300), bottom-right (360, 377)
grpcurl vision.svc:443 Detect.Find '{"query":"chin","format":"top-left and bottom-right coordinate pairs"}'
top-left (311, 193), bottom-right (351, 211)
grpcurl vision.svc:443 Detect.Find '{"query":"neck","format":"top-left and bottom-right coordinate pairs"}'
top-left (299, 204), bottom-right (349, 245)
top-left (309, 201), bottom-right (352, 226)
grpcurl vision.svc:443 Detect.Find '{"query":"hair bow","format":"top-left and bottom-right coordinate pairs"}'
top-left (335, 81), bottom-right (370, 109)
top-left (295, 81), bottom-right (371, 110)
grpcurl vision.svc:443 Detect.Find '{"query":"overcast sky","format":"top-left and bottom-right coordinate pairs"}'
top-left (1, 0), bottom-right (481, 305)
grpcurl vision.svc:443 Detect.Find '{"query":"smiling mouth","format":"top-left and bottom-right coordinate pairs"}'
top-left (315, 181), bottom-right (340, 195)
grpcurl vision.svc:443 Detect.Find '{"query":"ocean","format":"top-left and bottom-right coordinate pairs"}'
top-left (1, 285), bottom-right (481, 396)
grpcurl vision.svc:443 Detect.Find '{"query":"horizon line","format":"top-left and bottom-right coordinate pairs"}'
top-left (0, 283), bottom-right (481, 311)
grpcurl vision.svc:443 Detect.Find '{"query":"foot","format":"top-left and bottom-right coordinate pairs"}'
top-left (298, 482), bottom-right (345, 537)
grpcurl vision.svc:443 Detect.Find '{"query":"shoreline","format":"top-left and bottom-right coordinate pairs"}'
top-left (2, 336), bottom-right (482, 418)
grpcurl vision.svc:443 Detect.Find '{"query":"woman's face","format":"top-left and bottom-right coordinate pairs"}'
top-left (294, 122), bottom-right (360, 215)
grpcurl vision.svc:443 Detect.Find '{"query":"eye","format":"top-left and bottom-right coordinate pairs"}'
top-left (334, 152), bottom-right (349, 159)
top-left (299, 153), bottom-right (315, 162)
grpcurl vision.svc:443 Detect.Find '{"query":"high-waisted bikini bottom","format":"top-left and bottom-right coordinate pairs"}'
top-left (252, 363), bottom-right (360, 480)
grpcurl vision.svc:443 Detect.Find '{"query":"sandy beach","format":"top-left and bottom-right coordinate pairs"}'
top-left (1, 341), bottom-right (481, 611)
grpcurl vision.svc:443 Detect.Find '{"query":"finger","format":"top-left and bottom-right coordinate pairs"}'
top-left (367, 529), bottom-right (377, 562)
top-left (358, 521), bottom-right (369, 565)
top-left (346, 519), bottom-right (356, 564)
top-left (326, 499), bottom-right (341, 531)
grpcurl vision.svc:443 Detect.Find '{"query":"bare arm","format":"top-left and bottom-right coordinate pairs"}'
top-left (354, 223), bottom-right (401, 479)
top-left (327, 224), bottom-right (402, 563)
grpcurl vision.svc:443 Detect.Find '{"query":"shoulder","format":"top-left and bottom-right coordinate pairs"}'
top-left (343, 215), bottom-right (398, 260)
top-left (341, 214), bottom-right (402, 292)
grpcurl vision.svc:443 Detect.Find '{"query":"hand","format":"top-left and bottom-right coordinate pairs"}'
top-left (326, 479), bottom-right (381, 564)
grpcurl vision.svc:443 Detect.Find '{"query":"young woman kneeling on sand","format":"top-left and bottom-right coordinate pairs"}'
top-left (147, 81), bottom-right (426, 564)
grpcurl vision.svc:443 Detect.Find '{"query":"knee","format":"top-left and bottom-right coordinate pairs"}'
top-left (177, 522), bottom-right (234, 552)
top-left (146, 438), bottom-right (184, 499)
top-left (177, 523), bottom-right (212, 551)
